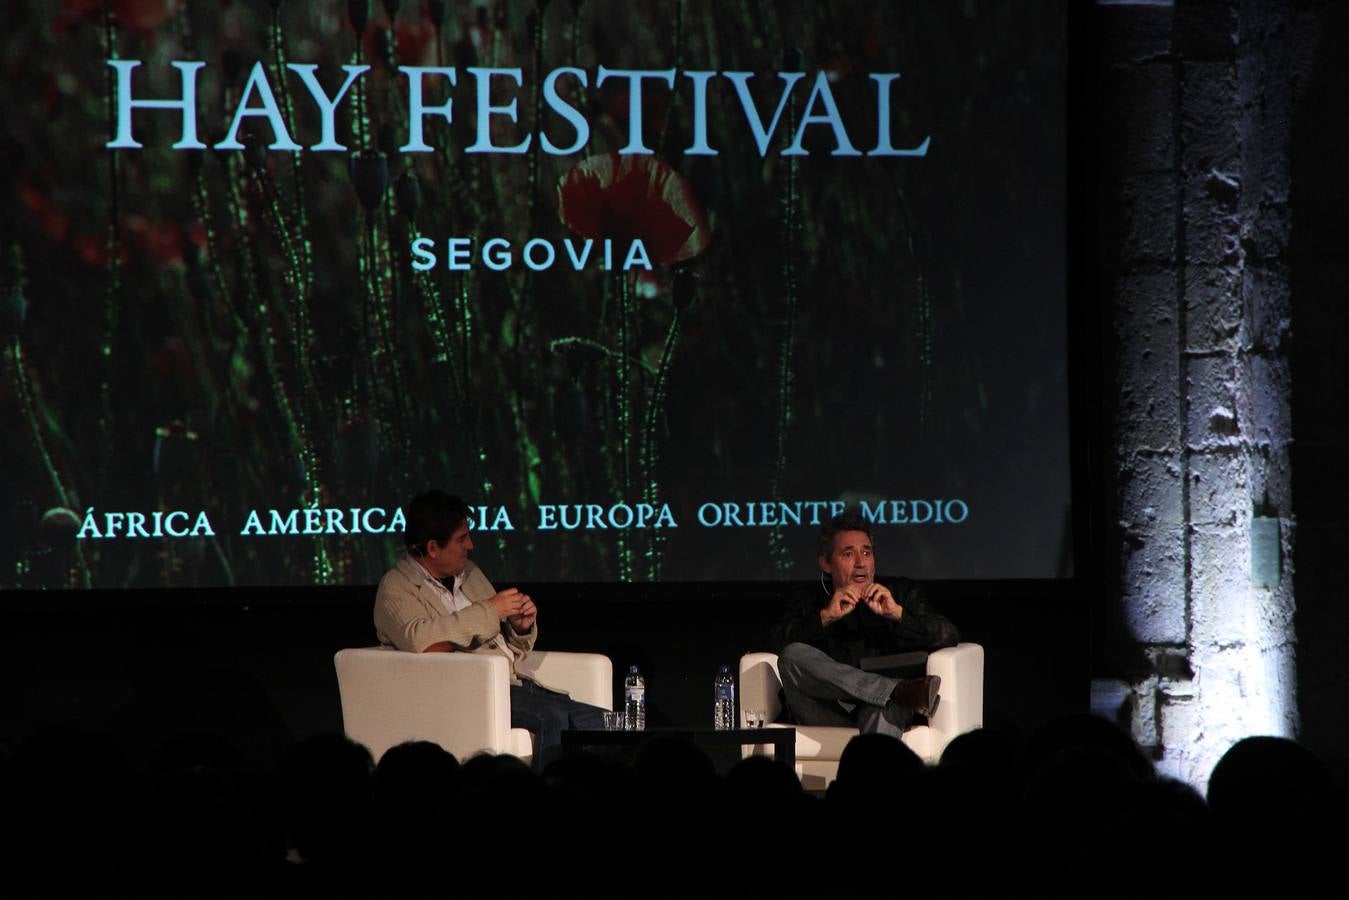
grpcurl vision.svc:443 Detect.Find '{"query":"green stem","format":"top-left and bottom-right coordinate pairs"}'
top-left (270, 11), bottom-right (313, 297)
top-left (257, 170), bottom-right (322, 425)
top-left (192, 170), bottom-right (248, 354)
top-left (639, 308), bottom-right (683, 580)
top-left (768, 70), bottom-right (801, 575)
top-left (615, 271), bottom-right (632, 581)
top-left (411, 226), bottom-right (463, 395)
top-left (657, 0), bottom-right (686, 156)
top-left (235, 170), bottom-right (330, 583)
top-left (10, 338), bottom-right (92, 588)
top-left (377, 197), bottom-right (412, 481)
top-left (99, 8), bottom-right (123, 492)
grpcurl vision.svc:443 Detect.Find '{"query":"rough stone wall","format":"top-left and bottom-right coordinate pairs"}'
top-left (1097, 0), bottom-right (1301, 789)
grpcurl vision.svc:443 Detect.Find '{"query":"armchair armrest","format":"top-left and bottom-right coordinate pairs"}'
top-left (334, 647), bottom-right (512, 762)
top-left (926, 642), bottom-right (984, 740)
top-left (739, 652), bottom-right (785, 723)
top-left (517, 651), bottom-right (613, 710)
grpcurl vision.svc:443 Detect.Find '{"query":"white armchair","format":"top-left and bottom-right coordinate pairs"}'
top-left (739, 643), bottom-right (984, 789)
top-left (334, 647), bottom-right (613, 763)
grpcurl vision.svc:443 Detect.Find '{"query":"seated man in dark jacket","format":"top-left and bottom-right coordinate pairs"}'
top-left (772, 511), bottom-right (960, 736)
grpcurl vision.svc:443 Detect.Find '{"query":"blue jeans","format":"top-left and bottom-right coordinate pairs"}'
top-left (510, 680), bottom-right (606, 768)
top-left (777, 642), bottom-right (909, 736)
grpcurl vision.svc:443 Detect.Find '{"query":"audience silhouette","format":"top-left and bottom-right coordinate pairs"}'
top-left (0, 718), bottom-right (1341, 896)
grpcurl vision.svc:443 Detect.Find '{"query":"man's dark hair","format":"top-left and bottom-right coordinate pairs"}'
top-left (403, 491), bottom-right (470, 555)
top-left (817, 510), bottom-right (873, 560)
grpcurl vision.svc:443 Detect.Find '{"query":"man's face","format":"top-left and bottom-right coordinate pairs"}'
top-left (820, 529), bottom-right (875, 589)
top-left (425, 521), bottom-right (473, 579)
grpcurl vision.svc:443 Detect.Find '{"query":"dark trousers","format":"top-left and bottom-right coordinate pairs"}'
top-left (777, 642), bottom-right (912, 735)
top-left (509, 680), bottom-right (606, 768)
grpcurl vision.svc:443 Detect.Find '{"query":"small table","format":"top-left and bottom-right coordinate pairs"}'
top-left (560, 727), bottom-right (796, 774)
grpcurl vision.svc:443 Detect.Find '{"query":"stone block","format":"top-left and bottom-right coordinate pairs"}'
top-left (1108, 174), bottom-right (1179, 263)
top-left (1099, 63), bottom-right (1177, 174)
top-left (1174, 1), bottom-right (1239, 60)
top-left (1278, 516), bottom-right (1296, 579)
top-left (1158, 693), bottom-right (1202, 763)
top-left (1194, 648), bottom-right (1259, 736)
top-left (1094, 4), bottom-right (1173, 64)
top-left (1181, 62), bottom-right (1239, 176)
top-left (1185, 265), bottom-right (1241, 352)
top-left (1188, 523), bottom-right (1252, 644)
top-left (1261, 642), bottom-right (1300, 736)
top-left (1236, 353), bottom-right (1291, 449)
top-left (1184, 354), bottom-right (1237, 448)
top-left (1188, 448), bottom-right (1247, 528)
top-left (1120, 523), bottom-right (1188, 644)
top-left (1114, 272), bottom-right (1183, 449)
top-left (1240, 264), bottom-right (1290, 353)
top-left (1248, 444), bottom-right (1293, 520)
top-left (1191, 641), bottom-right (1294, 738)
top-left (1253, 572), bottom-right (1296, 647)
top-left (1242, 192), bottom-right (1290, 262)
top-left (1114, 268), bottom-right (1178, 329)
top-left (1118, 452), bottom-right (1184, 528)
top-left (1237, 59), bottom-right (1292, 254)
top-left (1116, 360), bottom-right (1182, 452)
top-left (1182, 185), bottom-right (1241, 267)
top-left (1129, 675), bottom-right (1160, 749)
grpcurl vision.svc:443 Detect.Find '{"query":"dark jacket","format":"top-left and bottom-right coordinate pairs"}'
top-left (772, 577), bottom-right (961, 668)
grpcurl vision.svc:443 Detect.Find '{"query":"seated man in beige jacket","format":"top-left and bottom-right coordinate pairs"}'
top-left (374, 490), bottom-right (605, 764)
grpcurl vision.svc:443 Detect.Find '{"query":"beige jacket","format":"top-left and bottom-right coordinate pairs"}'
top-left (373, 556), bottom-right (538, 685)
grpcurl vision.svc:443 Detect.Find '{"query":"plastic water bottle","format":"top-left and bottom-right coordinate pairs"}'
top-left (713, 664), bottom-right (735, 730)
top-left (624, 665), bottom-right (646, 731)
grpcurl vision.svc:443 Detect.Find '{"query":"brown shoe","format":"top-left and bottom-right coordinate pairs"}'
top-left (890, 675), bottom-right (941, 718)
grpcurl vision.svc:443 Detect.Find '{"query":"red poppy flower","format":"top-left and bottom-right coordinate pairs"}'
top-left (396, 15), bottom-right (439, 68)
top-left (557, 153), bottom-right (711, 266)
top-left (118, 216), bottom-right (192, 269)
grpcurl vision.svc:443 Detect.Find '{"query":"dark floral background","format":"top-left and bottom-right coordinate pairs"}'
top-left (0, 0), bottom-right (1068, 588)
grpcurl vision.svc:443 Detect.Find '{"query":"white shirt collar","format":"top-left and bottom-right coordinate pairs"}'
top-left (409, 555), bottom-right (464, 591)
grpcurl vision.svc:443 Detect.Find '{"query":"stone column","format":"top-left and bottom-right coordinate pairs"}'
top-left (1097, 0), bottom-right (1298, 788)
